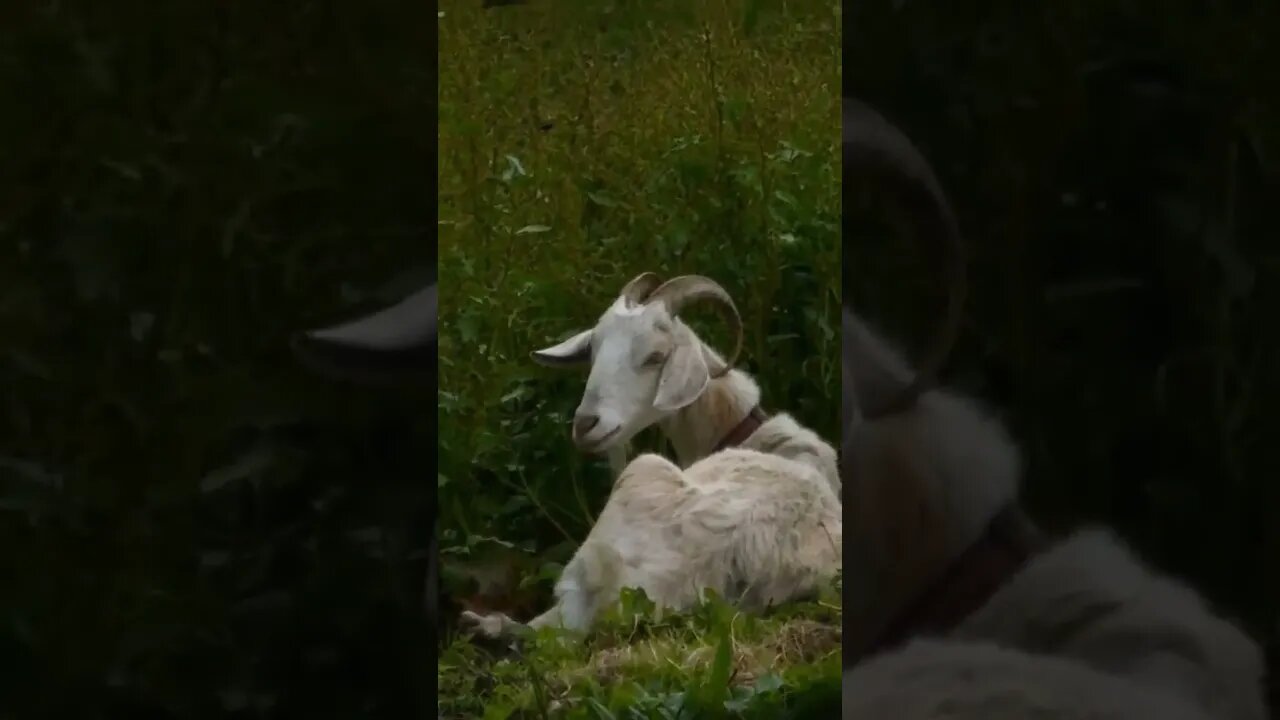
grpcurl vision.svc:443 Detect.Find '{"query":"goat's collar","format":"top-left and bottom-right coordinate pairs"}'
top-left (855, 504), bottom-right (1047, 661)
top-left (711, 405), bottom-right (768, 454)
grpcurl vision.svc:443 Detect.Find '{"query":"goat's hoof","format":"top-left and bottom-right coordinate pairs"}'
top-left (459, 609), bottom-right (508, 639)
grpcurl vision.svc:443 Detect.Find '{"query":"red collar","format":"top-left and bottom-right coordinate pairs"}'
top-left (712, 405), bottom-right (768, 453)
top-left (854, 504), bottom-right (1047, 661)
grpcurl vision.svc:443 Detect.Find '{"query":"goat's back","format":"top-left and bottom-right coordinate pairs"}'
top-left (580, 450), bottom-right (841, 612)
top-left (844, 638), bottom-right (1216, 720)
top-left (955, 529), bottom-right (1268, 720)
top-left (740, 413), bottom-right (840, 497)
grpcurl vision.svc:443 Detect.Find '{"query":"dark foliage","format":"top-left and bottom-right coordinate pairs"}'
top-left (847, 1), bottom-right (1280, 710)
top-left (2, 1), bottom-right (436, 717)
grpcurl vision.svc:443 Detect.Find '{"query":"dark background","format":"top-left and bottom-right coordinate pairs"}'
top-left (846, 1), bottom-right (1279, 711)
top-left (2, 1), bottom-right (436, 717)
top-left (4, 0), bottom-right (1278, 717)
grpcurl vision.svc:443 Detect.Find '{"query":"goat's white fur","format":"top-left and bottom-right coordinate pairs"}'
top-left (464, 449), bottom-right (840, 636)
top-left (842, 308), bottom-right (1267, 720)
top-left (843, 639), bottom-right (1217, 720)
top-left (459, 280), bottom-right (841, 638)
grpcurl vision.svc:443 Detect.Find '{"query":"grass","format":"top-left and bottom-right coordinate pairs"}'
top-left (437, 0), bottom-right (841, 716)
top-left (438, 582), bottom-right (843, 719)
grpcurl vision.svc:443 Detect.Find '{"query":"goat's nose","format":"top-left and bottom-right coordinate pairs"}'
top-left (572, 412), bottom-right (600, 439)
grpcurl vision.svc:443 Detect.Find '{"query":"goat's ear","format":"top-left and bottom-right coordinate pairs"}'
top-left (291, 284), bottom-right (437, 384)
top-left (531, 329), bottom-right (593, 368)
top-left (653, 338), bottom-right (710, 411)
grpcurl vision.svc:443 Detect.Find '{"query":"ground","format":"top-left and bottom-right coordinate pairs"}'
top-left (438, 579), bottom-right (843, 719)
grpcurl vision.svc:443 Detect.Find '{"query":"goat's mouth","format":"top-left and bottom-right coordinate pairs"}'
top-left (576, 425), bottom-right (621, 453)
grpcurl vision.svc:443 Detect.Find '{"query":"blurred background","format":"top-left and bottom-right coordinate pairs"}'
top-left (2, 1), bottom-right (435, 717)
top-left (437, 1), bottom-right (841, 715)
top-left (846, 2), bottom-right (1279, 711)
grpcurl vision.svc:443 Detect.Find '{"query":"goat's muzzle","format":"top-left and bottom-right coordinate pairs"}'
top-left (571, 411), bottom-right (618, 452)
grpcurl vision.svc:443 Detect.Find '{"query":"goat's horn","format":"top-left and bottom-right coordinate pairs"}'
top-left (646, 275), bottom-right (742, 378)
top-left (619, 272), bottom-right (664, 307)
top-left (844, 97), bottom-right (967, 419)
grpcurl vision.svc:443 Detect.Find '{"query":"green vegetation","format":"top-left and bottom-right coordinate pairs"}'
top-left (2, 2), bottom-right (437, 717)
top-left (438, 0), bottom-right (841, 716)
top-left (439, 584), bottom-right (842, 720)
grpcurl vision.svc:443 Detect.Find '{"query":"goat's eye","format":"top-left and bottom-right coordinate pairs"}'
top-left (643, 351), bottom-right (666, 367)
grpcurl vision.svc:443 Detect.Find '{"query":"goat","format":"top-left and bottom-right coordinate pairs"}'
top-left (459, 274), bottom-right (842, 639)
top-left (462, 447), bottom-right (841, 638)
top-left (840, 96), bottom-right (1268, 720)
top-left (529, 272), bottom-right (839, 497)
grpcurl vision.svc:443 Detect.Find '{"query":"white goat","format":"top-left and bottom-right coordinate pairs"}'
top-left (460, 273), bottom-right (841, 638)
top-left (531, 272), bottom-right (839, 496)
top-left (840, 96), bottom-right (1268, 719)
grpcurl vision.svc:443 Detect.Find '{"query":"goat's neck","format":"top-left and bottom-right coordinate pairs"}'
top-left (659, 370), bottom-right (761, 467)
top-left (842, 393), bottom-right (1024, 653)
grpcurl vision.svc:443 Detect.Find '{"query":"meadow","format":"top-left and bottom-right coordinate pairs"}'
top-left (437, 0), bottom-right (842, 716)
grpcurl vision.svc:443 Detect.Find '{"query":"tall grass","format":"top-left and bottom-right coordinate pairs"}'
top-left (437, 0), bottom-right (841, 715)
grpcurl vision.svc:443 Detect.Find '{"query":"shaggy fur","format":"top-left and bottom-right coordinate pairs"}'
top-left (953, 531), bottom-right (1267, 720)
top-left (463, 448), bottom-right (841, 635)
top-left (843, 639), bottom-right (1216, 720)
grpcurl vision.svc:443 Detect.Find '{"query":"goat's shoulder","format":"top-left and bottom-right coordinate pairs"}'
top-left (609, 452), bottom-right (686, 500)
top-left (744, 413), bottom-right (839, 490)
top-left (747, 413), bottom-right (833, 452)
top-left (685, 447), bottom-right (790, 477)
top-left (685, 447), bottom-right (835, 503)
top-left (619, 451), bottom-right (682, 476)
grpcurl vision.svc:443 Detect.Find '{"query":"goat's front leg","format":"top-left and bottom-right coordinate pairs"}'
top-left (459, 541), bottom-right (609, 641)
top-left (459, 604), bottom-right (564, 641)
top-left (458, 609), bottom-right (526, 640)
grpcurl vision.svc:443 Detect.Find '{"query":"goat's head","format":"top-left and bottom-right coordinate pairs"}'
top-left (531, 273), bottom-right (743, 454)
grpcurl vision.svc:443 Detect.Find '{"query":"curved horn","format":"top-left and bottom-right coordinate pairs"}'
top-left (844, 97), bottom-right (967, 419)
top-left (619, 271), bottom-right (664, 307)
top-left (645, 275), bottom-right (743, 378)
